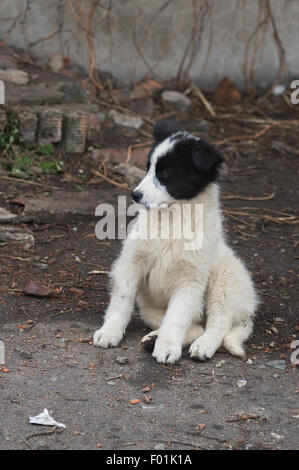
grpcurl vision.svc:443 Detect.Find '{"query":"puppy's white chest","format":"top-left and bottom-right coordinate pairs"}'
top-left (138, 243), bottom-right (182, 302)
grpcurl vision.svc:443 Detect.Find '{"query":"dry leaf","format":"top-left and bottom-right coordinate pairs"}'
top-left (130, 399), bottom-right (140, 405)
top-left (196, 423), bottom-right (206, 430)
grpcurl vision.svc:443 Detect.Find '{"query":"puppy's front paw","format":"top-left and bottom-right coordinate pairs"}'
top-left (152, 338), bottom-right (182, 364)
top-left (189, 333), bottom-right (220, 361)
top-left (93, 326), bottom-right (123, 348)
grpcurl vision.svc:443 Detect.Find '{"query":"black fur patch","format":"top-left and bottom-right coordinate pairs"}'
top-left (153, 118), bottom-right (182, 143)
top-left (151, 119), bottom-right (224, 200)
top-left (147, 119), bottom-right (182, 171)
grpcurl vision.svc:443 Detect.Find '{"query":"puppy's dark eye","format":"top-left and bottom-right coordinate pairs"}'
top-left (160, 169), bottom-right (170, 178)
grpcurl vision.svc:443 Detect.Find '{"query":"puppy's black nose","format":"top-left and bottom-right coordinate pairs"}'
top-left (131, 190), bottom-right (143, 203)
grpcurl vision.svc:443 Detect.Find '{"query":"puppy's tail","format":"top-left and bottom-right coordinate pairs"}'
top-left (223, 320), bottom-right (253, 358)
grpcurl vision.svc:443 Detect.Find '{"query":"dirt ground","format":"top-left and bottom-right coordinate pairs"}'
top-left (0, 96), bottom-right (298, 450)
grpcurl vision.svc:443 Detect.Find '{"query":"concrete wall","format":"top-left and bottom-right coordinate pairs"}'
top-left (0, 0), bottom-right (298, 90)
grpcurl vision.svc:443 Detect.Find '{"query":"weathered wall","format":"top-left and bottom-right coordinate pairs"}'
top-left (0, 0), bottom-right (298, 89)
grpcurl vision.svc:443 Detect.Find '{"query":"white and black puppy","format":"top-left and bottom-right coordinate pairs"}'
top-left (93, 119), bottom-right (258, 363)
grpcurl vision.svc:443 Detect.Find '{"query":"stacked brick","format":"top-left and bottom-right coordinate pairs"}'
top-left (1, 104), bottom-right (101, 153)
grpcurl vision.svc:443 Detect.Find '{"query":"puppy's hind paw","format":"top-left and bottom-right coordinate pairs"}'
top-left (141, 330), bottom-right (158, 352)
top-left (93, 327), bottom-right (123, 348)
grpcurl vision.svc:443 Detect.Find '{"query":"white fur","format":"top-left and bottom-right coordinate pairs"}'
top-left (93, 182), bottom-right (258, 363)
top-left (134, 137), bottom-right (176, 208)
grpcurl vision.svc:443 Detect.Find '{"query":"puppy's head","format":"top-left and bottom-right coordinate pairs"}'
top-left (131, 118), bottom-right (224, 208)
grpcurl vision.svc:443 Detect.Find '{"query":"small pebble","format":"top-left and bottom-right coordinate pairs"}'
top-left (143, 395), bottom-right (152, 404)
top-left (273, 317), bottom-right (284, 324)
top-left (271, 432), bottom-right (284, 440)
top-left (236, 379), bottom-right (247, 388)
top-left (154, 443), bottom-right (165, 450)
top-left (272, 84), bottom-right (286, 95)
top-left (216, 360), bottom-right (225, 368)
top-left (115, 356), bottom-right (128, 365)
top-left (266, 360), bottom-right (285, 371)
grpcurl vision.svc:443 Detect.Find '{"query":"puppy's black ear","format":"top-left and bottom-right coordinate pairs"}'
top-left (192, 140), bottom-right (224, 173)
top-left (153, 118), bottom-right (181, 143)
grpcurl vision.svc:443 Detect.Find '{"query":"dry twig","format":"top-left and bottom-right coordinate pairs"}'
top-left (191, 83), bottom-right (216, 118)
top-left (0, 175), bottom-right (58, 190)
top-left (92, 170), bottom-right (131, 191)
top-left (214, 123), bottom-right (276, 146)
top-left (222, 192), bottom-right (275, 201)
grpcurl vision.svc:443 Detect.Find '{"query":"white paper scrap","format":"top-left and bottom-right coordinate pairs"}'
top-left (29, 408), bottom-right (66, 428)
